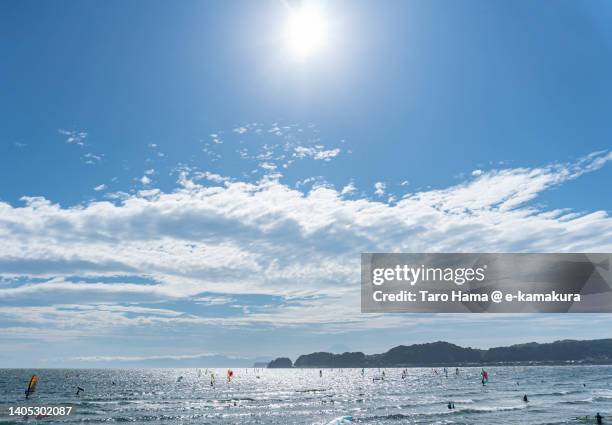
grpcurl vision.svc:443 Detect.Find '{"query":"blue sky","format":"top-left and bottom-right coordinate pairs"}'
top-left (1, 0), bottom-right (612, 367)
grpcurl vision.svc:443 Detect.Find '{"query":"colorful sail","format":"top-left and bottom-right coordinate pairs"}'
top-left (481, 369), bottom-right (489, 385)
top-left (25, 374), bottom-right (38, 398)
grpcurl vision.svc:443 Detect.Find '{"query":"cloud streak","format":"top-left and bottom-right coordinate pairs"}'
top-left (0, 151), bottom-right (611, 338)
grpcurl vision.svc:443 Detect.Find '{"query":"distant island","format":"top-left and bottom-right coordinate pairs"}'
top-left (268, 339), bottom-right (612, 368)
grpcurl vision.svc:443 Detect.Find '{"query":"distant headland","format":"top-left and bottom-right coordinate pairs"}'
top-left (267, 339), bottom-right (612, 368)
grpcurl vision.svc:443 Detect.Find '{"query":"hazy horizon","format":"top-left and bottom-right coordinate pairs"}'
top-left (4, 336), bottom-right (611, 369)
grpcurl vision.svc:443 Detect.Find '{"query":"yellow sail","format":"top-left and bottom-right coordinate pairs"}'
top-left (25, 375), bottom-right (38, 398)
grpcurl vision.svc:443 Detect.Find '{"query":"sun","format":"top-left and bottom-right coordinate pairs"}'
top-left (284, 4), bottom-right (329, 61)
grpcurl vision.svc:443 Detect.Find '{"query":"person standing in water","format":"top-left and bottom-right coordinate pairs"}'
top-left (319, 370), bottom-right (322, 378)
top-left (596, 412), bottom-right (603, 424)
top-left (523, 394), bottom-right (528, 403)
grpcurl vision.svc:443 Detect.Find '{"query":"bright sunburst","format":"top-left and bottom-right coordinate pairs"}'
top-left (284, 3), bottom-right (329, 61)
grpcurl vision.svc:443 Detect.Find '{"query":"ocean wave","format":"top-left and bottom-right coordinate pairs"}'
top-left (398, 399), bottom-right (475, 408)
top-left (558, 398), bottom-right (593, 405)
top-left (531, 389), bottom-right (586, 397)
top-left (358, 412), bottom-right (412, 422)
top-left (458, 404), bottom-right (528, 413)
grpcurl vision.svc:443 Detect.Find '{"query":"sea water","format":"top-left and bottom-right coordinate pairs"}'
top-left (1, 366), bottom-right (612, 424)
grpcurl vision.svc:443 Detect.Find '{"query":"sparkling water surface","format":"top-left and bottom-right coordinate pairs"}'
top-left (1, 366), bottom-right (612, 424)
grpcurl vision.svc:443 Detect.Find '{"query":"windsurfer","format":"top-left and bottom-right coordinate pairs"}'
top-left (481, 369), bottom-right (488, 386)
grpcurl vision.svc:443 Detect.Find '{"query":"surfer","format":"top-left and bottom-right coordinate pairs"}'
top-left (596, 412), bottom-right (603, 424)
top-left (447, 402), bottom-right (455, 409)
top-left (455, 367), bottom-right (459, 375)
top-left (320, 370), bottom-right (323, 378)
top-left (522, 394), bottom-right (528, 403)
top-left (76, 387), bottom-right (84, 396)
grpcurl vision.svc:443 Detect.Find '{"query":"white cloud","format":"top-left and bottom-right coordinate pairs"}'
top-left (193, 171), bottom-right (230, 184)
top-left (194, 295), bottom-right (234, 306)
top-left (93, 184), bottom-right (107, 192)
top-left (268, 125), bottom-right (282, 136)
top-left (259, 162), bottom-right (277, 171)
top-left (340, 182), bottom-right (357, 195)
top-left (374, 181), bottom-right (386, 196)
top-left (472, 169), bottom-right (484, 176)
top-left (0, 151), bottom-right (611, 333)
top-left (58, 129), bottom-right (87, 146)
top-left (82, 152), bottom-right (103, 165)
top-left (140, 175), bottom-right (151, 185)
top-left (293, 146), bottom-right (341, 161)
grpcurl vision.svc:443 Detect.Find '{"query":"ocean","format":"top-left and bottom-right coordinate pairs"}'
top-left (1, 366), bottom-right (611, 424)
